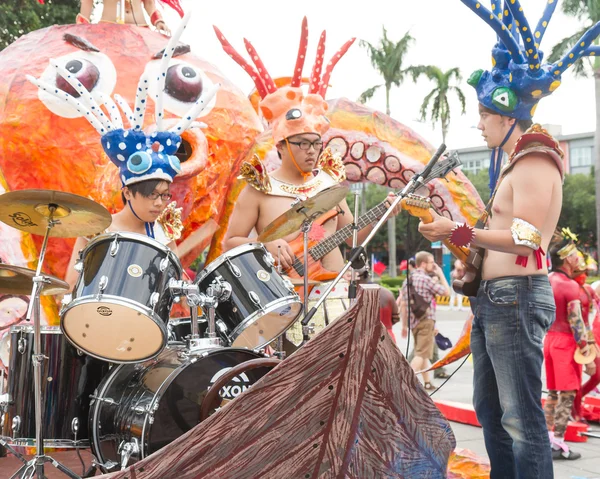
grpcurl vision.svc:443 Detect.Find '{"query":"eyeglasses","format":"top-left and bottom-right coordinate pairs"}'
top-left (146, 192), bottom-right (173, 202)
top-left (288, 140), bottom-right (324, 151)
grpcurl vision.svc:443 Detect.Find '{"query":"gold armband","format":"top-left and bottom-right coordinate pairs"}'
top-left (510, 218), bottom-right (541, 250)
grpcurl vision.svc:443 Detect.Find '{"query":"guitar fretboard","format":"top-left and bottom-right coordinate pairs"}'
top-left (309, 201), bottom-right (389, 261)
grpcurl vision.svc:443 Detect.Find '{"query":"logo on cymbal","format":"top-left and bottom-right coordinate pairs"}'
top-left (9, 212), bottom-right (37, 228)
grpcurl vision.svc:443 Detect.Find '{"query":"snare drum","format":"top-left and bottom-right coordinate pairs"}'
top-left (1, 326), bottom-right (109, 451)
top-left (195, 243), bottom-right (302, 349)
top-left (90, 346), bottom-right (269, 471)
top-left (61, 232), bottom-right (182, 363)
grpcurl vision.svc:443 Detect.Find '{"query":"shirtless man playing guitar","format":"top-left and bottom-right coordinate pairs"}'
top-left (411, 1), bottom-right (600, 475)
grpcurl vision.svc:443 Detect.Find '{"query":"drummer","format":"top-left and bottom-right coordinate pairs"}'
top-left (66, 135), bottom-right (183, 289)
top-left (219, 24), bottom-right (399, 274)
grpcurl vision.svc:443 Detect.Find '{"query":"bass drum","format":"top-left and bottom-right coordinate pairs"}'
top-left (90, 346), bottom-right (269, 471)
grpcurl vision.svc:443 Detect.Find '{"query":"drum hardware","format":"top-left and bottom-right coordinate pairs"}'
top-left (301, 144), bottom-right (452, 341)
top-left (109, 236), bottom-right (119, 257)
top-left (348, 192), bottom-right (361, 305)
top-left (225, 257), bottom-right (242, 277)
top-left (118, 438), bottom-right (140, 470)
top-left (95, 276), bottom-right (108, 300)
top-left (0, 188), bottom-right (111, 479)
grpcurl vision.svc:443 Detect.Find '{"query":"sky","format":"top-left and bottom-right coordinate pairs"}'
top-left (156, 0), bottom-right (596, 150)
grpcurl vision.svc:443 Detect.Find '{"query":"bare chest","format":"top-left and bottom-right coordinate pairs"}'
top-left (488, 176), bottom-right (513, 228)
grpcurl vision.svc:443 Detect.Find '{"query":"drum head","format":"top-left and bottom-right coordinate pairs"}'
top-left (62, 300), bottom-right (165, 363)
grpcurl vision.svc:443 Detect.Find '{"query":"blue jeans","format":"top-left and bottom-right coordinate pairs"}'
top-left (471, 275), bottom-right (555, 479)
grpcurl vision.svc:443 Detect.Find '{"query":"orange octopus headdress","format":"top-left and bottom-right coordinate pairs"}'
top-left (214, 17), bottom-right (355, 143)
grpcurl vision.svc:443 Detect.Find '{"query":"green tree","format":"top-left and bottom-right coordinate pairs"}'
top-left (1, 0), bottom-right (80, 51)
top-left (358, 27), bottom-right (421, 277)
top-left (464, 169), bottom-right (491, 205)
top-left (559, 172), bottom-right (597, 247)
top-left (410, 66), bottom-right (466, 144)
top-left (549, 0), bottom-right (600, 253)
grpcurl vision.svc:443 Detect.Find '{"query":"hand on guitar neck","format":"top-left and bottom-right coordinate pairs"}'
top-left (400, 194), bottom-right (484, 297)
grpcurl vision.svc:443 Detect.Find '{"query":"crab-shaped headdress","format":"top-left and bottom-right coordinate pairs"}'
top-left (462, 0), bottom-right (600, 119)
top-left (27, 11), bottom-right (219, 186)
top-left (214, 17), bottom-right (355, 143)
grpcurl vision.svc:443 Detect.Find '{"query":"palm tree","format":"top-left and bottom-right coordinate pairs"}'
top-left (358, 27), bottom-right (415, 115)
top-left (410, 66), bottom-right (466, 144)
top-left (549, 0), bottom-right (600, 255)
top-left (359, 27), bottom-right (417, 277)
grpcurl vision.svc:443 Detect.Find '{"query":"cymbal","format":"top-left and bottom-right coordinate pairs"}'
top-left (283, 276), bottom-right (321, 287)
top-left (257, 185), bottom-right (349, 243)
top-left (0, 264), bottom-right (69, 296)
top-left (0, 189), bottom-right (111, 238)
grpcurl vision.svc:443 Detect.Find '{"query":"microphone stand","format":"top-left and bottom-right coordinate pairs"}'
top-left (301, 143), bottom-right (446, 330)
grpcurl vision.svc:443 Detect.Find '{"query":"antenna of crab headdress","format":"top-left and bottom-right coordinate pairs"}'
top-left (169, 83), bottom-right (221, 133)
top-left (243, 39), bottom-right (277, 95)
top-left (308, 31), bottom-right (326, 94)
top-left (50, 60), bottom-right (115, 131)
top-left (155, 10), bottom-right (192, 131)
top-left (506, 0), bottom-right (540, 67)
top-left (459, 0), bottom-right (525, 64)
top-left (213, 25), bottom-right (268, 99)
top-left (96, 92), bottom-right (124, 129)
top-left (291, 16), bottom-right (309, 87)
top-left (26, 75), bottom-right (107, 135)
top-left (132, 73), bottom-right (150, 130)
top-left (502, 1), bottom-right (520, 44)
top-left (533, 0), bottom-right (558, 47)
top-left (317, 38), bottom-right (356, 97)
top-left (114, 94), bottom-right (135, 128)
top-left (551, 22), bottom-right (600, 76)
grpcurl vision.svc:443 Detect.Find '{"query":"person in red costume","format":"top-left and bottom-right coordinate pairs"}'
top-left (571, 256), bottom-right (600, 422)
top-left (545, 232), bottom-right (597, 460)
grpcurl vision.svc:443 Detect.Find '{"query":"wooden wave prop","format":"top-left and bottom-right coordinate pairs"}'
top-left (99, 285), bottom-right (456, 479)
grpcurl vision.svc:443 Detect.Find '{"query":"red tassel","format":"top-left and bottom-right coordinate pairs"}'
top-left (535, 247), bottom-right (545, 270)
top-left (515, 255), bottom-right (528, 267)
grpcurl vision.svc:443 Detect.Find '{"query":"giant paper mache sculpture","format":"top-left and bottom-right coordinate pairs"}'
top-left (460, 0), bottom-right (600, 189)
top-left (27, 12), bottom-right (219, 204)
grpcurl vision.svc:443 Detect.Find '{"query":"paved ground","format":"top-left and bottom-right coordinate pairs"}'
top-left (391, 307), bottom-right (600, 479)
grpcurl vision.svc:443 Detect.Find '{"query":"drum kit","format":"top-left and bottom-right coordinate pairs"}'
top-left (0, 185), bottom-right (351, 478)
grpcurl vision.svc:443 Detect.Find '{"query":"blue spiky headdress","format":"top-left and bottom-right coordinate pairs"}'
top-left (461, 0), bottom-right (600, 120)
top-left (27, 11), bottom-right (219, 187)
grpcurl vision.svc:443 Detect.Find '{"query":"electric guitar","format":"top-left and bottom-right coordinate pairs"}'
top-left (399, 194), bottom-right (484, 296)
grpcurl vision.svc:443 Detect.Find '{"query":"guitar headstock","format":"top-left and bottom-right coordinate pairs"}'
top-left (424, 151), bottom-right (462, 184)
top-left (400, 194), bottom-right (431, 218)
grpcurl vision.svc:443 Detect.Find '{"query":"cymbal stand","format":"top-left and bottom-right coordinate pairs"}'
top-left (300, 217), bottom-right (315, 344)
top-left (6, 205), bottom-right (80, 479)
top-left (274, 246), bottom-right (286, 360)
top-left (348, 192), bottom-right (361, 305)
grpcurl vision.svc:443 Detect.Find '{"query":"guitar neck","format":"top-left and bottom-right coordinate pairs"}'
top-left (309, 201), bottom-right (389, 261)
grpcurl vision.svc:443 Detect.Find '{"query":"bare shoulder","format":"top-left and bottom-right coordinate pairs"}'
top-left (511, 151), bottom-right (562, 178)
top-left (237, 184), bottom-right (264, 207)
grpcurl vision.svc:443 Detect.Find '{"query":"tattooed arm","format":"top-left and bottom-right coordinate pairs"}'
top-left (567, 300), bottom-right (589, 348)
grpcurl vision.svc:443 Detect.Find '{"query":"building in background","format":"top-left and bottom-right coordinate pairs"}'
top-left (456, 125), bottom-right (594, 176)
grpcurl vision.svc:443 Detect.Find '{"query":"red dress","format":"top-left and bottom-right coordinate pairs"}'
top-left (545, 271), bottom-right (582, 391)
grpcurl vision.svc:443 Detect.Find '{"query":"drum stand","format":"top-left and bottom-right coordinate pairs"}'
top-left (3, 208), bottom-right (80, 479)
top-left (169, 278), bottom-right (232, 352)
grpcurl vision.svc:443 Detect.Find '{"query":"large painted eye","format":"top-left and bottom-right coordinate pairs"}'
top-left (165, 64), bottom-right (203, 103)
top-left (491, 87), bottom-right (518, 112)
top-left (55, 59), bottom-right (100, 98)
top-left (168, 155), bottom-right (182, 173)
top-left (127, 151), bottom-right (152, 174)
top-left (144, 59), bottom-right (216, 118)
top-left (38, 51), bottom-right (117, 119)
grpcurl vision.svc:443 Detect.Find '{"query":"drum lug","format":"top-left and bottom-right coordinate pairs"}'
top-left (283, 278), bottom-right (294, 290)
top-left (74, 261), bottom-right (83, 273)
top-left (159, 257), bottom-right (170, 272)
top-left (89, 394), bottom-right (120, 407)
top-left (150, 292), bottom-right (160, 310)
top-left (110, 236), bottom-right (120, 257)
top-left (11, 415), bottom-right (21, 435)
top-left (249, 291), bottom-right (261, 307)
top-left (61, 293), bottom-right (72, 307)
top-left (225, 258), bottom-right (241, 278)
top-left (264, 252), bottom-right (275, 267)
top-left (17, 337), bottom-right (27, 354)
top-left (216, 319), bottom-right (228, 335)
top-left (96, 275), bottom-right (108, 300)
